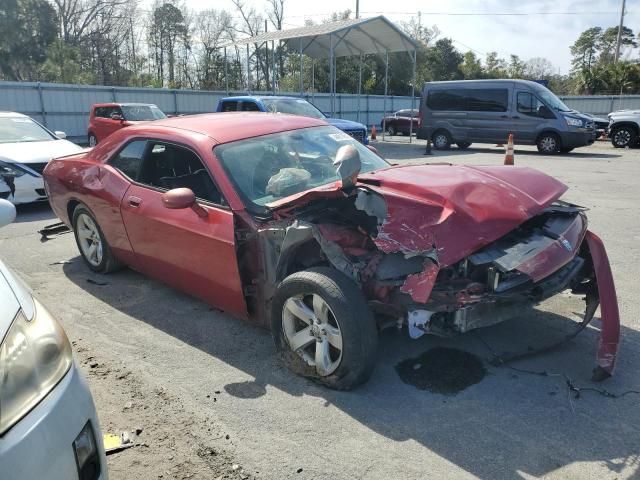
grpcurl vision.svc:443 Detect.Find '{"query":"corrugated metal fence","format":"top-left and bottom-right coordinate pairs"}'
top-left (1, 80), bottom-right (639, 143)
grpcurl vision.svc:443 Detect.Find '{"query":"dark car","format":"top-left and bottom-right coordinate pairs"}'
top-left (44, 113), bottom-right (620, 390)
top-left (381, 109), bottom-right (419, 136)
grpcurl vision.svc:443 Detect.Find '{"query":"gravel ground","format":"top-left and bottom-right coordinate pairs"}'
top-left (1, 140), bottom-right (639, 479)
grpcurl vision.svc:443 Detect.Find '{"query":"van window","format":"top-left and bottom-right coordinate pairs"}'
top-left (517, 92), bottom-right (547, 117)
top-left (427, 88), bottom-right (508, 112)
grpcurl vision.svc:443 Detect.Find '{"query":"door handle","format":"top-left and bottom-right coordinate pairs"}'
top-left (128, 196), bottom-right (142, 207)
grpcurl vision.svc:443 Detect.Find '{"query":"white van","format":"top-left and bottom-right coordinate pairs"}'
top-left (417, 80), bottom-right (596, 154)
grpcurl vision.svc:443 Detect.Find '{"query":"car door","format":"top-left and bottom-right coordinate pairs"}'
top-left (463, 88), bottom-right (512, 143)
top-left (395, 110), bottom-right (410, 133)
top-left (119, 139), bottom-right (247, 318)
top-left (511, 91), bottom-right (549, 143)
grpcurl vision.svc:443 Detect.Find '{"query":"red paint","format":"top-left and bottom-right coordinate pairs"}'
top-left (360, 164), bottom-right (567, 266)
top-left (585, 231), bottom-right (620, 376)
top-left (400, 261), bottom-right (440, 303)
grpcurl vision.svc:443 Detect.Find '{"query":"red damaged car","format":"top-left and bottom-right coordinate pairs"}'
top-left (43, 113), bottom-right (620, 390)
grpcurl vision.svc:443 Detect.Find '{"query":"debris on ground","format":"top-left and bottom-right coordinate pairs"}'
top-left (38, 221), bottom-right (71, 242)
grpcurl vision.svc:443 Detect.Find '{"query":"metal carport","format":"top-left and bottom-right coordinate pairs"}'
top-left (220, 16), bottom-right (419, 140)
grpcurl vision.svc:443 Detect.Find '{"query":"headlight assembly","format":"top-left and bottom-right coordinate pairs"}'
top-left (565, 117), bottom-right (583, 127)
top-left (0, 298), bottom-right (72, 435)
top-left (0, 161), bottom-right (26, 178)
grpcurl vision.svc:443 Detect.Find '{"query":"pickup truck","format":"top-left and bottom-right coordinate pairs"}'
top-left (216, 96), bottom-right (369, 144)
top-left (608, 110), bottom-right (640, 148)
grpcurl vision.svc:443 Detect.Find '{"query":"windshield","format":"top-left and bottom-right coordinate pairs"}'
top-left (533, 85), bottom-right (572, 112)
top-left (216, 125), bottom-right (389, 211)
top-left (0, 117), bottom-right (55, 144)
top-left (261, 98), bottom-right (326, 119)
top-left (121, 105), bottom-right (167, 121)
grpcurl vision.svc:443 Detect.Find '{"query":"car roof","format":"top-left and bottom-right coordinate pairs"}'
top-left (127, 112), bottom-right (328, 144)
top-left (0, 111), bottom-right (28, 118)
top-left (92, 102), bottom-right (158, 107)
top-left (220, 95), bottom-right (307, 102)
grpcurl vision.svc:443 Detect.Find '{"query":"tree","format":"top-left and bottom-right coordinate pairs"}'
top-left (0, 0), bottom-right (58, 80)
top-left (423, 39), bottom-right (463, 81)
top-left (599, 26), bottom-right (637, 63)
top-left (484, 52), bottom-right (507, 78)
top-left (460, 51), bottom-right (482, 79)
top-left (148, 1), bottom-right (189, 86)
top-left (507, 54), bottom-right (525, 79)
top-left (570, 27), bottom-right (602, 71)
top-left (524, 57), bottom-right (555, 80)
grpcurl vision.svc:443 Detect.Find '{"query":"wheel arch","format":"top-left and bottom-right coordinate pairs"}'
top-left (536, 129), bottom-right (563, 146)
top-left (610, 121), bottom-right (639, 134)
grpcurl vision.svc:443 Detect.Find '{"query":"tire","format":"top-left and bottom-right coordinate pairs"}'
top-left (536, 132), bottom-right (561, 154)
top-left (385, 124), bottom-right (396, 136)
top-left (271, 266), bottom-right (378, 390)
top-left (610, 126), bottom-right (637, 148)
top-left (432, 130), bottom-right (452, 150)
top-left (88, 134), bottom-right (98, 147)
top-left (72, 205), bottom-right (123, 273)
top-left (457, 142), bottom-right (472, 149)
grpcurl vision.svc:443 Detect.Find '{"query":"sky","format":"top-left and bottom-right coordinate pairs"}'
top-left (175, 0), bottom-right (636, 73)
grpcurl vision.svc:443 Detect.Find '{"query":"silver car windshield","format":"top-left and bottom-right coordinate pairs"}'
top-left (216, 126), bottom-right (388, 210)
top-left (261, 98), bottom-right (326, 119)
top-left (0, 117), bottom-right (55, 144)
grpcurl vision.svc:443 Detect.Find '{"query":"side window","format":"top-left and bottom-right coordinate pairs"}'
top-left (109, 140), bottom-right (147, 180)
top-left (427, 90), bottom-right (465, 111)
top-left (517, 92), bottom-right (545, 117)
top-left (240, 101), bottom-right (261, 112)
top-left (95, 107), bottom-right (107, 118)
top-left (220, 101), bottom-right (238, 112)
top-left (137, 141), bottom-right (225, 205)
top-left (465, 89), bottom-right (508, 112)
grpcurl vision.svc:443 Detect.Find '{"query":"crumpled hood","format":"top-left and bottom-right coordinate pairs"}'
top-left (0, 139), bottom-right (83, 164)
top-left (326, 117), bottom-right (366, 131)
top-left (357, 164), bottom-right (568, 266)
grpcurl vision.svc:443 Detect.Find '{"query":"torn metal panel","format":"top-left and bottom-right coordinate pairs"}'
top-left (400, 260), bottom-right (439, 304)
top-left (585, 231), bottom-right (620, 380)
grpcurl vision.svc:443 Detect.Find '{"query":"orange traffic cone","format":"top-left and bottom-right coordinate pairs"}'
top-left (504, 133), bottom-right (514, 165)
top-left (371, 125), bottom-right (377, 141)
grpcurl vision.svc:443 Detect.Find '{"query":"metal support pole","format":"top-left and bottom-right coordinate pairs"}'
top-left (173, 89), bottom-right (178, 115)
top-left (357, 54), bottom-right (362, 123)
top-left (272, 40), bottom-right (276, 94)
top-left (382, 51), bottom-right (389, 141)
top-left (614, 0), bottom-right (626, 63)
top-left (299, 37), bottom-right (304, 96)
top-left (224, 47), bottom-right (229, 94)
top-left (246, 44), bottom-right (251, 92)
top-left (311, 60), bottom-right (315, 101)
top-left (409, 49), bottom-right (416, 143)
top-left (329, 34), bottom-right (334, 116)
top-left (36, 82), bottom-right (47, 127)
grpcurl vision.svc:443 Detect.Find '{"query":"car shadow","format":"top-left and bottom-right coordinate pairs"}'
top-left (62, 260), bottom-right (640, 479)
top-left (14, 202), bottom-right (56, 223)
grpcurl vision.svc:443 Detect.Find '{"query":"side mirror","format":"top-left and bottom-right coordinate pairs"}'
top-left (161, 188), bottom-right (207, 218)
top-left (54, 131), bottom-right (67, 139)
top-left (333, 145), bottom-right (361, 190)
top-left (110, 113), bottom-right (123, 121)
top-left (0, 199), bottom-right (16, 228)
top-left (538, 105), bottom-right (555, 119)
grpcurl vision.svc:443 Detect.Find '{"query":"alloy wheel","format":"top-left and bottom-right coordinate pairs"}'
top-left (282, 293), bottom-right (343, 377)
top-left (434, 134), bottom-right (448, 148)
top-left (540, 136), bottom-right (557, 153)
top-left (76, 213), bottom-right (103, 267)
top-left (613, 129), bottom-right (631, 147)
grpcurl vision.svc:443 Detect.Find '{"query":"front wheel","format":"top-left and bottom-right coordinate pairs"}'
top-left (537, 133), bottom-right (561, 154)
top-left (432, 130), bottom-right (452, 150)
top-left (271, 267), bottom-right (378, 390)
top-left (385, 124), bottom-right (396, 136)
top-left (88, 134), bottom-right (98, 147)
top-left (610, 126), bottom-right (637, 148)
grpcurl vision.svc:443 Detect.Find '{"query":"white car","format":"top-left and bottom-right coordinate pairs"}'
top-left (0, 199), bottom-right (108, 479)
top-left (0, 112), bottom-right (83, 204)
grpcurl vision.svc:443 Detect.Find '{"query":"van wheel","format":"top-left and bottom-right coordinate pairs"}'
top-left (271, 267), bottom-right (378, 390)
top-left (386, 125), bottom-right (396, 136)
top-left (610, 126), bottom-right (637, 148)
top-left (88, 134), bottom-right (98, 147)
top-left (457, 142), bottom-right (472, 149)
top-left (432, 130), bottom-right (452, 150)
top-left (537, 133), bottom-right (560, 154)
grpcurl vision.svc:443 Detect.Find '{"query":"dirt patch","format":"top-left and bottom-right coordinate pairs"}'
top-left (395, 347), bottom-right (487, 394)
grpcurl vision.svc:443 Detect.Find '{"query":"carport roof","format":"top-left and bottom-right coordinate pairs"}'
top-left (221, 16), bottom-right (418, 58)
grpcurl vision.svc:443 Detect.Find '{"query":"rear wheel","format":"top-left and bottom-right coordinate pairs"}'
top-left (72, 205), bottom-right (122, 273)
top-left (271, 267), bottom-right (378, 390)
top-left (385, 124), bottom-right (396, 136)
top-left (537, 132), bottom-right (561, 154)
top-left (457, 142), bottom-right (472, 149)
top-left (88, 134), bottom-right (98, 147)
top-left (432, 130), bottom-right (452, 150)
top-left (610, 126), bottom-right (637, 148)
